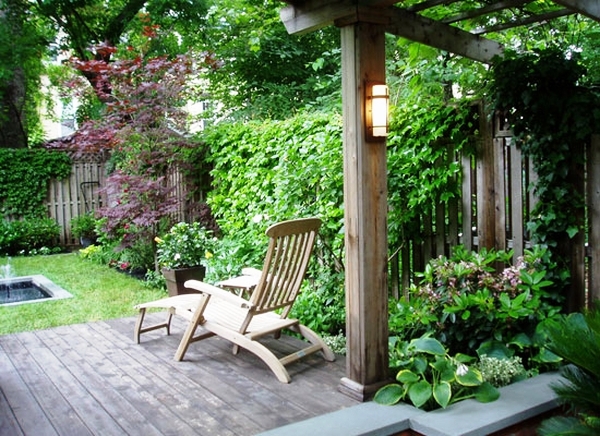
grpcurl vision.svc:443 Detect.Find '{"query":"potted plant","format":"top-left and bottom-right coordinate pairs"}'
top-left (70, 212), bottom-right (97, 247)
top-left (155, 222), bottom-right (215, 296)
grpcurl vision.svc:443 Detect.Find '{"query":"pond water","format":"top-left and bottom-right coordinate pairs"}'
top-left (0, 261), bottom-right (73, 306)
top-left (0, 279), bottom-right (51, 304)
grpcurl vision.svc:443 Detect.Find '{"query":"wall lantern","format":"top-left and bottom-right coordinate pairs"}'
top-left (366, 82), bottom-right (389, 141)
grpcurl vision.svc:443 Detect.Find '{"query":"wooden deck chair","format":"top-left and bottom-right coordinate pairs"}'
top-left (134, 217), bottom-right (335, 383)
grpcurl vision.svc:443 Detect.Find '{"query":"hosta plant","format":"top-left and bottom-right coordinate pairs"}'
top-left (374, 335), bottom-right (499, 410)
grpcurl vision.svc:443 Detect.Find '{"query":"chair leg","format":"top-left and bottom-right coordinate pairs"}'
top-left (174, 294), bottom-right (211, 361)
top-left (134, 307), bottom-right (174, 344)
top-left (134, 308), bottom-right (146, 344)
top-left (211, 324), bottom-right (292, 383)
top-left (291, 324), bottom-right (336, 361)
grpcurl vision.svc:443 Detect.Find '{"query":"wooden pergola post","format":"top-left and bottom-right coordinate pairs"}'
top-left (337, 21), bottom-right (389, 401)
top-left (278, 0), bottom-right (506, 401)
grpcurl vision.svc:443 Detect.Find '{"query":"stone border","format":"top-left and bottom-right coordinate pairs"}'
top-left (257, 372), bottom-right (562, 436)
top-left (0, 275), bottom-right (73, 307)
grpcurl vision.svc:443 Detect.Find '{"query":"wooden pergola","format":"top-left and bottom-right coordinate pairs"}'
top-left (278, 0), bottom-right (600, 401)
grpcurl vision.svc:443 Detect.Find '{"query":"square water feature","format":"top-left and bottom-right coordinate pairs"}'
top-left (0, 275), bottom-right (73, 306)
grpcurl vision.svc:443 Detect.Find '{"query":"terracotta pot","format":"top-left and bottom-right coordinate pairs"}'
top-left (161, 266), bottom-right (206, 297)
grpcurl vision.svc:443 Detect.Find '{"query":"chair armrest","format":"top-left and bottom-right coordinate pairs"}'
top-left (184, 279), bottom-right (254, 309)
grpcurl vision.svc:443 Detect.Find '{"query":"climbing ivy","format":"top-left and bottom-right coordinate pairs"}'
top-left (387, 101), bottom-right (477, 246)
top-left (489, 48), bottom-right (600, 287)
top-left (0, 149), bottom-right (72, 218)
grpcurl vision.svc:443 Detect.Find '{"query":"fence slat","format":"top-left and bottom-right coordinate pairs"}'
top-left (391, 105), bottom-right (592, 311)
top-left (509, 141), bottom-right (524, 257)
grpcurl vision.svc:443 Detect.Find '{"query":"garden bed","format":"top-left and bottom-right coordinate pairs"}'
top-left (257, 372), bottom-right (562, 436)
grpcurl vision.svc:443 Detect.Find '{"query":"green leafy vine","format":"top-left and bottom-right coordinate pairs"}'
top-left (0, 149), bottom-right (72, 218)
top-left (489, 48), bottom-right (600, 289)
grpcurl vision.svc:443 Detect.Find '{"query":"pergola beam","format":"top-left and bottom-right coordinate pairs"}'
top-left (553, 0), bottom-right (600, 23)
top-left (280, 1), bottom-right (359, 34)
top-left (281, 0), bottom-right (503, 64)
top-left (386, 7), bottom-right (504, 64)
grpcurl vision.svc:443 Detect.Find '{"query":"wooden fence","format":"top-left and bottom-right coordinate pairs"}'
top-left (46, 152), bottom-right (203, 248)
top-left (46, 152), bottom-right (108, 247)
top-left (388, 105), bottom-right (600, 311)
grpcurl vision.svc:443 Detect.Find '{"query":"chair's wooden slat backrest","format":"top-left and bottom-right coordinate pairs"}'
top-left (249, 218), bottom-right (321, 315)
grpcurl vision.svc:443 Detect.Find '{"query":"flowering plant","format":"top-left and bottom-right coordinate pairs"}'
top-left (155, 222), bottom-right (215, 270)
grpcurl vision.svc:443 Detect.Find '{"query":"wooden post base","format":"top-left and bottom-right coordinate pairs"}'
top-left (338, 377), bottom-right (391, 402)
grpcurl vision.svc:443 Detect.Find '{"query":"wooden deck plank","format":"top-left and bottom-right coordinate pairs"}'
top-left (68, 321), bottom-right (238, 436)
top-left (0, 332), bottom-right (91, 436)
top-left (34, 325), bottom-right (191, 436)
top-left (0, 387), bottom-right (24, 436)
top-left (0, 342), bottom-right (31, 436)
top-left (0, 316), bottom-right (356, 435)
top-left (119, 314), bottom-right (346, 431)
top-left (11, 330), bottom-right (127, 435)
top-left (0, 334), bottom-right (66, 436)
top-left (93, 319), bottom-right (269, 435)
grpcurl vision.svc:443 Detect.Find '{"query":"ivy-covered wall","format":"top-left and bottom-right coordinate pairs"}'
top-left (0, 148), bottom-right (71, 218)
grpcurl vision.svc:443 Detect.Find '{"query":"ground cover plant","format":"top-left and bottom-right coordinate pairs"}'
top-left (0, 254), bottom-right (164, 335)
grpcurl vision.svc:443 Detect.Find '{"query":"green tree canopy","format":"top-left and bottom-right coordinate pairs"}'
top-left (201, 0), bottom-right (341, 120)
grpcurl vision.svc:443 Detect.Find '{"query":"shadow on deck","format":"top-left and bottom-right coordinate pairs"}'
top-left (0, 313), bottom-right (357, 435)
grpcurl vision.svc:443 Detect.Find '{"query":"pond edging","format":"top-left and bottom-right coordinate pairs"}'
top-left (256, 372), bottom-right (562, 436)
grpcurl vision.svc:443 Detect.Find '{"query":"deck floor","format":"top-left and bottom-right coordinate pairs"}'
top-left (0, 313), bottom-right (357, 435)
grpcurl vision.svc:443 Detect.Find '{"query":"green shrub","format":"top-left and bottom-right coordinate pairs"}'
top-left (0, 218), bottom-right (62, 255)
top-left (290, 280), bottom-right (345, 335)
top-left (389, 245), bottom-right (564, 367)
top-left (70, 213), bottom-right (97, 240)
top-left (323, 331), bottom-right (346, 355)
top-left (156, 222), bottom-right (217, 270)
top-left (202, 110), bottom-right (346, 332)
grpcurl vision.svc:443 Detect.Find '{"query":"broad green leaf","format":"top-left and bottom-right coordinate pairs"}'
top-left (456, 367), bottom-right (483, 386)
top-left (412, 356), bottom-right (428, 374)
top-left (374, 384), bottom-right (404, 405)
top-left (534, 347), bottom-right (563, 364)
top-left (431, 356), bottom-right (451, 372)
top-left (412, 337), bottom-right (446, 355)
top-left (433, 381), bottom-right (452, 409)
top-left (477, 340), bottom-right (512, 359)
top-left (397, 369), bottom-right (420, 384)
top-left (508, 333), bottom-right (532, 349)
top-left (408, 380), bottom-right (432, 408)
top-left (474, 382), bottom-right (500, 403)
top-left (440, 368), bottom-right (455, 382)
top-left (512, 290), bottom-right (529, 307)
top-left (455, 353), bottom-right (476, 364)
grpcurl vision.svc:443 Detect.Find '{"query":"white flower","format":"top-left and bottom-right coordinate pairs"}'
top-left (456, 364), bottom-right (469, 376)
top-left (174, 253), bottom-right (181, 260)
top-left (252, 214), bottom-right (263, 223)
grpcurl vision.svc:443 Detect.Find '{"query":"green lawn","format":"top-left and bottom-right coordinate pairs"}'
top-left (0, 253), bottom-right (166, 335)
